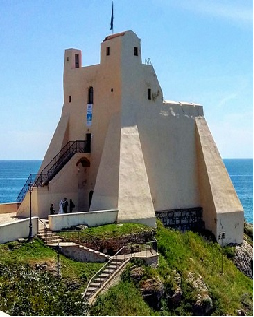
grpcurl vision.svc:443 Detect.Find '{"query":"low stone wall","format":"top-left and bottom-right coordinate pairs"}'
top-left (0, 217), bottom-right (38, 244)
top-left (0, 202), bottom-right (19, 214)
top-left (49, 209), bottom-right (118, 231)
top-left (59, 243), bottom-right (109, 263)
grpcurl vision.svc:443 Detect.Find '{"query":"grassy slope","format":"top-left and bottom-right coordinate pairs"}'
top-left (91, 221), bottom-right (253, 316)
top-left (58, 222), bottom-right (153, 242)
top-left (0, 223), bottom-right (252, 316)
top-left (0, 238), bottom-right (102, 287)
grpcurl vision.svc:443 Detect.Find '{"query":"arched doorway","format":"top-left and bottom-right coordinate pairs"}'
top-left (76, 157), bottom-right (91, 211)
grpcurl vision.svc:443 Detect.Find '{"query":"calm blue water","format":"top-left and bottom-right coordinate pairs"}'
top-left (224, 159), bottom-right (253, 223)
top-left (0, 159), bottom-right (252, 223)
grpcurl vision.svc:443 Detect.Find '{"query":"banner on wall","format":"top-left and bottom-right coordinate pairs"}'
top-left (86, 104), bottom-right (93, 126)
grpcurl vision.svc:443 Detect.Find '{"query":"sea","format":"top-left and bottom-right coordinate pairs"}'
top-left (0, 159), bottom-right (252, 223)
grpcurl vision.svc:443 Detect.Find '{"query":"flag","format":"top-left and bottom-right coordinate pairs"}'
top-left (110, 1), bottom-right (114, 31)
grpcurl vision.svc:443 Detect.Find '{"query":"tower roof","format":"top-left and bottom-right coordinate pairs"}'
top-left (103, 31), bottom-right (126, 42)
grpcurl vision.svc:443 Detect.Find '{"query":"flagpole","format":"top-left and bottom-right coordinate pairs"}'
top-left (110, 1), bottom-right (114, 34)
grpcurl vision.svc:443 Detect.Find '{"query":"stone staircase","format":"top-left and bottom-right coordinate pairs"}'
top-left (37, 229), bottom-right (63, 245)
top-left (83, 247), bottom-right (130, 304)
top-left (37, 227), bottom-right (109, 262)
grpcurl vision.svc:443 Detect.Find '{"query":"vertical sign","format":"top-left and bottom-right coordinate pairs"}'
top-left (87, 104), bottom-right (93, 126)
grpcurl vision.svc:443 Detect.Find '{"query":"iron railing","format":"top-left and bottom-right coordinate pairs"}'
top-left (83, 240), bottom-right (158, 300)
top-left (17, 140), bottom-right (90, 203)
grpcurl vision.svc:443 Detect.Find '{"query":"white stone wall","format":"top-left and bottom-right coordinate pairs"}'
top-left (0, 217), bottom-right (38, 244)
top-left (49, 209), bottom-right (118, 231)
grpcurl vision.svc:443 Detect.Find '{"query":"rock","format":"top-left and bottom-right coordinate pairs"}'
top-left (139, 277), bottom-right (164, 309)
top-left (171, 287), bottom-right (182, 305)
top-left (186, 271), bottom-right (213, 315)
top-left (237, 309), bottom-right (246, 316)
top-left (234, 240), bottom-right (253, 279)
top-left (130, 267), bottom-right (145, 283)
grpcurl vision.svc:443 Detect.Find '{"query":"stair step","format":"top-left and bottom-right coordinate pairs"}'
top-left (86, 286), bottom-right (98, 292)
top-left (97, 273), bottom-right (111, 279)
top-left (93, 277), bottom-right (107, 284)
top-left (103, 269), bottom-right (116, 274)
top-left (89, 282), bottom-right (102, 288)
top-left (47, 239), bottom-right (62, 244)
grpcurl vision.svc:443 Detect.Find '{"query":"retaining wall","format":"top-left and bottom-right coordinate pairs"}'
top-left (0, 202), bottom-right (19, 214)
top-left (49, 209), bottom-right (118, 231)
top-left (0, 217), bottom-right (38, 244)
top-left (59, 243), bottom-right (109, 263)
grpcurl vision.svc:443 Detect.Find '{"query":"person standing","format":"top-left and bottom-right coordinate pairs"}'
top-left (69, 199), bottom-right (75, 213)
top-left (50, 204), bottom-right (55, 215)
top-left (62, 197), bottom-right (69, 213)
top-left (58, 199), bottom-right (64, 214)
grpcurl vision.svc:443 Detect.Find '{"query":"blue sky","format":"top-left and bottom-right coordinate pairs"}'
top-left (0, 0), bottom-right (252, 159)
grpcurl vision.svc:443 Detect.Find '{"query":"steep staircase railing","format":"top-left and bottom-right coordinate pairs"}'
top-left (17, 140), bottom-right (90, 203)
top-left (83, 246), bottom-right (128, 300)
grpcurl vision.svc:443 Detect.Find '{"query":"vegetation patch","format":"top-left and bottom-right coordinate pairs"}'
top-left (58, 223), bottom-right (155, 254)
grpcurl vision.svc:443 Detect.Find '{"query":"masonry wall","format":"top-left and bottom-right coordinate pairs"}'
top-left (195, 117), bottom-right (244, 243)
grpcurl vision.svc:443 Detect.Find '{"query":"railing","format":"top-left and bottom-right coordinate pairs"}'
top-left (38, 218), bottom-right (48, 242)
top-left (83, 245), bottom-right (128, 300)
top-left (17, 140), bottom-right (90, 203)
top-left (83, 240), bottom-right (158, 300)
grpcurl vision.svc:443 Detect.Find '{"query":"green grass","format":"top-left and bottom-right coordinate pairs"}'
top-left (155, 220), bottom-right (253, 316)
top-left (90, 281), bottom-right (153, 316)
top-left (58, 222), bottom-right (154, 243)
top-left (0, 238), bottom-right (102, 288)
top-left (92, 221), bottom-right (253, 316)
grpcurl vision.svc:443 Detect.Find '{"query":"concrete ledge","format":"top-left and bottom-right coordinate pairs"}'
top-left (120, 216), bottom-right (156, 228)
top-left (0, 217), bottom-right (38, 244)
top-left (49, 209), bottom-right (118, 231)
top-left (0, 202), bottom-right (19, 214)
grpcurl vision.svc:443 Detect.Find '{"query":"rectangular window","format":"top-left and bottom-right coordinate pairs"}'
top-left (67, 57), bottom-right (69, 61)
top-left (148, 89), bottom-right (151, 100)
top-left (69, 96), bottom-right (71, 103)
top-left (106, 47), bottom-right (110, 56)
top-left (75, 54), bottom-right (79, 68)
top-left (134, 47), bottom-right (138, 56)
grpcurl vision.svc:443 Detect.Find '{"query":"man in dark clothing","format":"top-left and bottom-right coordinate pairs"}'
top-left (62, 198), bottom-right (69, 213)
top-left (69, 199), bottom-right (75, 212)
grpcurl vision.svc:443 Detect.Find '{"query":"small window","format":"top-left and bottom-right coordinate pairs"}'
top-left (148, 89), bottom-right (151, 100)
top-left (106, 47), bottom-right (110, 56)
top-left (88, 87), bottom-right (94, 104)
top-left (75, 54), bottom-right (79, 68)
top-left (134, 47), bottom-right (138, 56)
top-left (67, 57), bottom-right (69, 61)
top-left (69, 96), bottom-right (71, 103)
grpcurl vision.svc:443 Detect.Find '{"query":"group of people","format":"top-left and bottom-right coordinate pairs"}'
top-left (50, 198), bottom-right (75, 215)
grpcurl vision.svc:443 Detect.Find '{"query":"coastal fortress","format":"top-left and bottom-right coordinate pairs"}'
top-left (16, 31), bottom-right (244, 245)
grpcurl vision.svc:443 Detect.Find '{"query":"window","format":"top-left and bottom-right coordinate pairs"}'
top-left (67, 57), bottom-right (69, 61)
top-left (88, 87), bottom-right (94, 104)
top-left (69, 96), bottom-right (71, 103)
top-left (134, 47), bottom-right (138, 56)
top-left (148, 89), bottom-right (151, 100)
top-left (106, 47), bottom-right (110, 56)
top-left (75, 54), bottom-right (79, 68)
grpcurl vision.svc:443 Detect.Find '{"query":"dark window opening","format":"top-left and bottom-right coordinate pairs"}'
top-left (106, 47), bottom-right (110, 56)
top-left (75, 54), bottom-right (79, 68)
top-left (69, 96), bottom-right (71, 103)
top-left (88, 87), bottom-right (94, 104)
top-left (148, 88), bottom-right (151, 100)
top-left (67, 57), bottom-right (69, 61)
top-left (134, 47), bottom-right (138, 56)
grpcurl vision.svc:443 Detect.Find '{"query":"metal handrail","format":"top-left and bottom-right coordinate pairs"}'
top-left (38, 218), bottom-right (48, 241)
top-left (17, 140), bottom-right (90, 202)
top-left (83, 245), bottom-right (127, 299)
